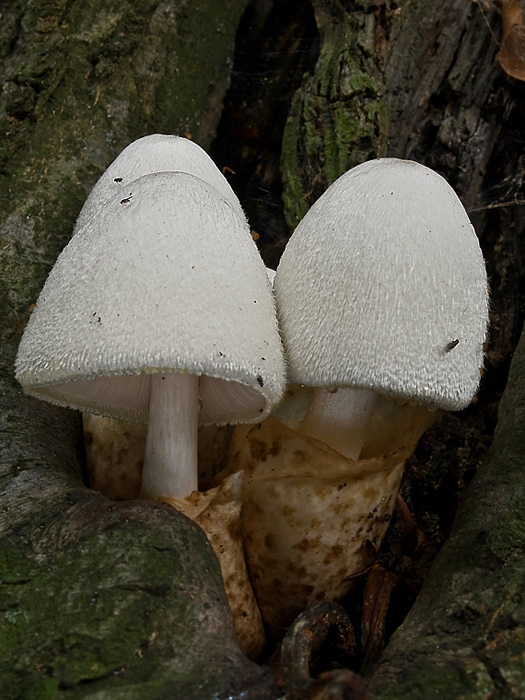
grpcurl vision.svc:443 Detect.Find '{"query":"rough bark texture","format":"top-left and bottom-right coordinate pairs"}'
top-left (281, 0), bottom-right (389, 229)
top-left (0, 1), bottom-right (279, 698)
top-left (370, 326), bottom-right (525, 698)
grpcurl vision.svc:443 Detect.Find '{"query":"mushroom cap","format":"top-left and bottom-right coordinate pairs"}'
top-left (274, 158), bottom-right (488, 411)
top-left (16, 171), bottom-right (285, 425)
top-left (75, 134), bottom-right (243, 231)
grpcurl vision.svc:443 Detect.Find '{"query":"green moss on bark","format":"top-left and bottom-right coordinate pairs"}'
top-left (0, 500), bottom-right (238, 698)
top-left (281, 0), bottom-right (388, 228)
top-left (0, 0), bottom-right (248, 341)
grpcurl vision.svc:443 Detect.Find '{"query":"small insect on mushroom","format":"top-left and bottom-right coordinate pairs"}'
top-left (445, 339), bottom-right (460, 352)
top-left (120, 194), bottom-right (133, 204)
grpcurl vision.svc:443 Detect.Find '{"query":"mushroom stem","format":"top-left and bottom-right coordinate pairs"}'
top-left (298, 387), bottom-right (377, 460)
top-left (141, 372), bottom-right (199, 500)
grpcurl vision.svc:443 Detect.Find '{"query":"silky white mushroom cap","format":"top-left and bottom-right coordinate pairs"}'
top-left (75, 134), bottom-right (243, 231)
top-left (274, 158), bottom-right (489, 411)
top-left (16, 171), bottom-right (285, 424)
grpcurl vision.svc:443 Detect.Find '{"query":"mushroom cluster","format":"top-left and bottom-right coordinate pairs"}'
top-left (16, 141), bottom-right (489, 653)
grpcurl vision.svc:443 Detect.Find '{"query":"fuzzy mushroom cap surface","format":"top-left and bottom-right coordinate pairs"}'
top-left (75, 134), bottom-right (243, 231)
top-left (16, 171), bottom-right (285, 424)
top-left (274, 158), bottom-right (488, 411)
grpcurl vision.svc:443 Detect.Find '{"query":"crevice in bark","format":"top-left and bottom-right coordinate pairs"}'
top-left (209, 0), bottom-right (320, 268)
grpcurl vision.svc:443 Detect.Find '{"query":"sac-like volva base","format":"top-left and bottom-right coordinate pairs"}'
top-left (225, 385), bottom-right (442, 638)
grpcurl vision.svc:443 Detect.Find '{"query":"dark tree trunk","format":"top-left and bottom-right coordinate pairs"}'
top-left (1, 0), bottom-right (524, 698)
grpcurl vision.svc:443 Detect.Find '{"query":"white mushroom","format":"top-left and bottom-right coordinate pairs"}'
top-left (75, 134), bottom-right (243, 231)
top-left (16, 171), bottom-right (286, 501)
top-left (75, 133), bottom-right (247, 500)
top-left (228, 158), bottom-right (489, 636)
top-left (276, 158), bottom-right (488, 438)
